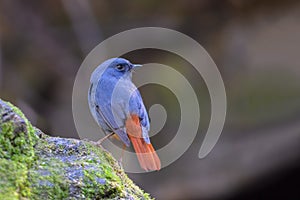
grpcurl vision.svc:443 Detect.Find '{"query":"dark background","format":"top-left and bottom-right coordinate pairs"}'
top-left (1, 0), bottom-right (300, 199)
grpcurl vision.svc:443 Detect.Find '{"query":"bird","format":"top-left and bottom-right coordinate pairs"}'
top-left (88, 58), bottom-right (161, 171)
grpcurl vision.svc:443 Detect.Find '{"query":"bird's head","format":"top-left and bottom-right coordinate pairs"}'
top-left (91, 58), bottom-right (142, 83)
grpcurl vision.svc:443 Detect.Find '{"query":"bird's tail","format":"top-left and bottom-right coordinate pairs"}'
top-left (126, 115), bottom-right (161, 171)
top-left (128, 135), bottom-right (161, 171)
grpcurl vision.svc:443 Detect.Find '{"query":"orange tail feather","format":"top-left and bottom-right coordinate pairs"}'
top-left (129, 135), bottom-right (161, 171)
top-left (126, 115), bottom-right (161, 171)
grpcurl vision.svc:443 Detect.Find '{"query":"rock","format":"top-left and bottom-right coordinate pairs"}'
top-left (0, 99), bottom-right (152, 200)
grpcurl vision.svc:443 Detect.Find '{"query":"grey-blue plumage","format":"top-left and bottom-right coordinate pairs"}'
top-left (88, 58), bottom-right (161, 171)
top-left (88, 58), bottom-right (150, 146)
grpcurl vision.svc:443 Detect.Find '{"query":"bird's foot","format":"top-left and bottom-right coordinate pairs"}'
top-left (82, 138), bottom-right (92, 142)
top-left (81, 138), bottom-right (103, 147)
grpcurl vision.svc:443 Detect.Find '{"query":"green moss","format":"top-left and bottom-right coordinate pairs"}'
top-left (7, 102), bottom-right (38, 143)
top-left (83, 143), bottom-right (152, 200)
top-left (0, 159), bottom-right (30, 199)
top-left (82, 169), bottom-right (121, 199)
top-left (0, 102), bottom-right (37, 162)
top-left (30, 158), bottom-right (70, 199)
top-left (0, 100), bottom-right (153, 199)
top-left (82, 143), bottom-right (122, 198)
top-left (28, 136), bottom-right (72, 199)
top-left (0, 100), bottom-right (39, 199)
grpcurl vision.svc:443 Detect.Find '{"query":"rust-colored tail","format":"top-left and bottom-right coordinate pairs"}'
top-left (126, 115), bottom-right (161, 171)
top-left (129, 135), bottom-right (161, 171)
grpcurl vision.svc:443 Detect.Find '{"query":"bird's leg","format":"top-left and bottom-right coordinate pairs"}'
top-left (94, 126), bottom-right (125, 146)
top-left (95, 132), bottom-right (115, 146)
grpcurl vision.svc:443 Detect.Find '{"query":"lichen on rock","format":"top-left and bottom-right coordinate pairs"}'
top-left (0, 99), bottom-right (152, 199)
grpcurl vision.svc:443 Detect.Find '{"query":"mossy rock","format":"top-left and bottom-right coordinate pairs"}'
top-left (0, 99), bottom-right (152, 199)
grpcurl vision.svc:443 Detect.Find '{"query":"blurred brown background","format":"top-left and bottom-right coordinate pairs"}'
top-left (1, 0), bottom-right (300, 199)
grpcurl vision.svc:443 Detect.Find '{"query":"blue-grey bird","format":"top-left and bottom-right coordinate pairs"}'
top-left (88, 58), bottom-right (161, 171)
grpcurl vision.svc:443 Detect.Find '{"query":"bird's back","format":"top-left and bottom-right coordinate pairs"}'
top-left (89, 74), bottom-right (135, 146)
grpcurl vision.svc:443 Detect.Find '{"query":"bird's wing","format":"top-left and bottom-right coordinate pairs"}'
top-left (128, 89), bottom-right (151, 144)
top-left (95, 102), bottom-right (131, 146)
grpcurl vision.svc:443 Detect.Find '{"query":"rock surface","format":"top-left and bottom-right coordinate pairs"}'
top-left (0, 99), bottom-right (151, 199)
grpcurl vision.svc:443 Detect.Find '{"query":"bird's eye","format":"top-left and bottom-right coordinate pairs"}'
top-left (115, 64), bottom-right (125, 71)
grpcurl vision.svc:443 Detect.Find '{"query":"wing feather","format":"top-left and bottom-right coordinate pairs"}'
top-left (95, 103), bottom-right (130, 146)
top-left (129, 90), bottom-right (151, 144)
